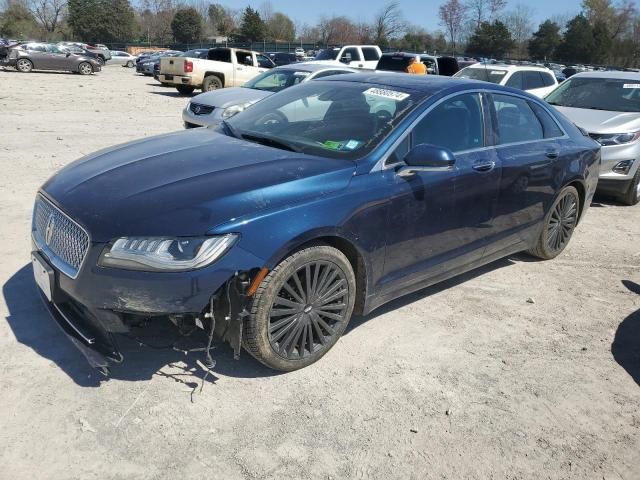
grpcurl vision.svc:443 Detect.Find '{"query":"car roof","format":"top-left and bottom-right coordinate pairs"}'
top-left (381, 52), bottom-right (435, 59)
top-left (273, 63), bottom-right (355, 73)
top-left (319, 71), bottom-right (478, 93)
top-left (466, 62), bottom-right (553, 73)
top-left (568, 70), bottom-right (640, 80)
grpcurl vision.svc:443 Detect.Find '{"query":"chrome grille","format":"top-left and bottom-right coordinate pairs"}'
top-left (189, 102), bottom-right (214, 115)
top-left (32, 195), bottom-right (90, 278)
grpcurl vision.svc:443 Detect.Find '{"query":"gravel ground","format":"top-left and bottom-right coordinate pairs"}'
top-left (0, 65), bottom-right (638, 480)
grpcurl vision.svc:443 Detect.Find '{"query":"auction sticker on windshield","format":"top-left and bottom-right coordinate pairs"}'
top-left (364, 88), bottom-right (410, 101)
top-left (623, 84), bottom-right (640, 88)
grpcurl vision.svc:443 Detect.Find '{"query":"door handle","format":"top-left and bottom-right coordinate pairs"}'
top-left (236, 67), bottom-right (243, 70)
top-left (472, 160), bottom-right (496, 172)
top-left (545, 149), bottom-right (559, 159)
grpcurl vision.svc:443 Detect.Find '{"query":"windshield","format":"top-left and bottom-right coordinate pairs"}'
top-left (315, 49), bottom-right (340, 60)
top-left (226, 81), bottom-right (422, 160)
top-left (454, 67), bottom-right (507, 83)
top-left (243, 69), bottom-right (311, 92)
top-left (546, 77), bottom-right (640, 112)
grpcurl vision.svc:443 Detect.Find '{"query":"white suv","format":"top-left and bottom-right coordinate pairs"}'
top-left (454, 63), bottom-right (558, 98)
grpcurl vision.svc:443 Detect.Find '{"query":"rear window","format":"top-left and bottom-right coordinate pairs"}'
top-left (362, 47), bottom-right (380, 61)
top-left (454, 67), bottom-right (508, 83)
top-left (376, 55), bottom-right (410, 72)
top-left (208, 49), bottom-right (231, 62)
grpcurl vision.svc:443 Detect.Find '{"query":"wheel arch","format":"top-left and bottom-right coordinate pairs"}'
top-left (204, 71), bottom-right (225, 87)
top-left (565, 178), bottom-right (586, 223)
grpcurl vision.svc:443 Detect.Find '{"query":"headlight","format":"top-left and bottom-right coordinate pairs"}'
top-left (222, 102), bottom-right (253, 119)
top-left (593, 131), bottom-right (640, 146)
top-left (98, 235), bottom-right (238, 271)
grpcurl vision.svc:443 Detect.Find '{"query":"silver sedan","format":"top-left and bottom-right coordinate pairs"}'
top-left (182, 64), bottom-right (357, 129)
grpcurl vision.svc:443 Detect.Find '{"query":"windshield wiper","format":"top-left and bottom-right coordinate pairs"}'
top-left (241, 133), bottom-right (303, 153)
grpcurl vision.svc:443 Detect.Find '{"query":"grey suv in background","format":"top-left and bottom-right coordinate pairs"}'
top-left (9, 43), bottom-right (101, 75)
top-left (547, 71), bottom-right (640, 205)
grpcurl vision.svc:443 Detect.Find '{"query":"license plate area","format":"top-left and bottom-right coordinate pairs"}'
top-left (164, 74), bottom-right (173, 80)
top-left (32, 252), bottom-right (54, 302)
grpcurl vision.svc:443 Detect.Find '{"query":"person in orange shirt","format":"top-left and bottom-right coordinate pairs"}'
top-left (406, 56), bottom-right (427, 75)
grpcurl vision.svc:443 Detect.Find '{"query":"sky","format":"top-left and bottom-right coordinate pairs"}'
top-left (215, 0), bottom-right (584, 32)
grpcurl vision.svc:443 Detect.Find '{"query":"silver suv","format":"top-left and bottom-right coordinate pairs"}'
top-left (547, 71), bottom-right (640, 205)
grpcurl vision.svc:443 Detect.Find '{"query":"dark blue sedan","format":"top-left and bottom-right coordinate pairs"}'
top-left (31, 73), bottom-right (601, 374)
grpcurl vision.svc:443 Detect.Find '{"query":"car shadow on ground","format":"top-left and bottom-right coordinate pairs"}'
top-left (5, 257), bottom-right (517, 387)
top-left (148, 90), bottom-right (193, 98)
top-left (611, 280), bottom-right (640, 386)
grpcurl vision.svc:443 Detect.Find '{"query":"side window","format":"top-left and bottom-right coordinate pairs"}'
top-left (493, 94), bottom-right (544, 144)
top-left (529, 102), bottom-right (564, 138)
top-left (523, 71), bottom-right (545, 90)
top-left (505, 71), bottom-right (523, 89)
top-left (342, 47), bottom-right (361, 62)
top-left (362, 47), bottom-right (380, 61)
top-left (236, 51), bottom-right (252, 65)
top-left (541, 73), bottom-right (555, 87)
top-left (386, 135), bottom-right (411, 165)
top-left (256, 54), bottom-right (273, 68)
top-left (28, 43), bottom-right (47, 53)
top-left (413, 93), bottom-right (484, 153)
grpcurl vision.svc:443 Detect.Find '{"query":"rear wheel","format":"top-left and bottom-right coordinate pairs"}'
top-left (176, 85), bottom-right (195, 95)
top-left (78, 62), bottom-right (93, 75)
top-left (126, 60), bottom-right (134, 68)
top-left (244, 246), bottom-right (356, 371)
top-left (527, 186), bottom-right (580, 259)
top-left (96, 57), bottom-right (105, 66)
top-left (618, 167), bottom-right (640, 206)
top-left (16, 58), bottom-right (33, 73)
top-left (202, 75), bottom-right (223, 92)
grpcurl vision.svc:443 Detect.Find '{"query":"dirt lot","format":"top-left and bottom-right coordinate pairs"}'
top-left (0, 65), bottom-right (638, 480)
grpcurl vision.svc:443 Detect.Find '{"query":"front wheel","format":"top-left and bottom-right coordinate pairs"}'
top-left (244, 246), bottom-right (356, 371)
top-left (527, 186), bottom-right (580, 259)
top-left (176, 85), bottom-right (195, 95)
top-left (97, 57), bottom-right (105, 66)
top-left (16, 58), bottom-right (33, 73)
top-left (126, 60), bottom-right (134, 68)
top-left (619, 167), bottom-right (640, 206)
top-left (78, 62), bottom-right (93, 75)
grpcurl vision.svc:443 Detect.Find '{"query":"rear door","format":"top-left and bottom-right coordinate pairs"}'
top-left (341, 47), bottom-right (363, 69)
top-left (486, 92), bottom-right (566, 255)
top-left (25, 43), bottom-right (49, 69)
top-left (360, 47), bottom-right (380, 69)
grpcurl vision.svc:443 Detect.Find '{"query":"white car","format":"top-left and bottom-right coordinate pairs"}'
top-left (454, 63), bottom-right (558, 98)
top-left (308, 45), bottom-right (382, 69)
top-left (109, 50), bottom-right (136, 67)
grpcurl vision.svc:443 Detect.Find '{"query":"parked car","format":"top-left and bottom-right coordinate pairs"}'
top-left (8, 42), bottom-right (101, 74)
top-left (159, 47), bottom-right (276, 95)
top-left (183, 63), bottom-right (357, 128)
top-left (546, 71), bottom-right (640, 205)
top-left (135, 50), bottom-right (161, 72)
top-left (454, 63), bottom-right (558, 98)
top-left (272, 52), bottom-right (300, 66)
top-left (295, 47), bottom-right (305, 58)
top-left (138, 50), bottom-right (182, 76)
top-left (376, 52), bottom-right (460, 76)
top-left (310, 45), bottom-right (382, 69)
top-left (109, 50), bottom-right (136, 67)
top-left (57, 43), bottom-right (103, 64)
top-left (58, 42), bottom-right (111, 63)
top-left (32, 73), bottom-right (599, 375)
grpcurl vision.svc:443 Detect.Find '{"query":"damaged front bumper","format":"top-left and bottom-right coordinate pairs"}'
top-left (31, 242), bottom-right (265, 374)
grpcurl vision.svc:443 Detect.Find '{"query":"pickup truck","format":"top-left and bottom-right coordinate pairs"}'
top-left (159, 47), bottom-right (275, 95)
top-left (309, 45), bottom-right (382, 69)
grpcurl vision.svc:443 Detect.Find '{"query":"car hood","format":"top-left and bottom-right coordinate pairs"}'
top-left (553, 106), bottom-right (640, 134)
top-left (42, 129), bottom-right (355, 242)
top-left (189, 87), bottom-right (273, 108)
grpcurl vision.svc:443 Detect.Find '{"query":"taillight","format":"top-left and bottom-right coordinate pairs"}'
top-left (184, 60), bottom-right (193, 73)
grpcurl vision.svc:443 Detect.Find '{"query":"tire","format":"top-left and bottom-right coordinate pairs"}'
top-left (126, 60), bottom-right (134, 68)
top-left (78, 62), bottom-right (93, 75)
top-left (16, 58), bottom-right (33, 73)
top-left (96, 57), bottom-right (105, 66)
top-left (527, 186), bottom-right (580, 260)
top-left (244, 246), bottom-right (356, 371)
top-left (202, 75), bottom-right (223, 92)
top-left (618, 167), bottom-right (640, 206)
top-left (176, 85), bottom-right (195, 95)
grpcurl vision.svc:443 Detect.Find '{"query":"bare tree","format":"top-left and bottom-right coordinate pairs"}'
top-left (29, 0), bottom-right (66, 35)
top-left (489, 0), bottom-right (507, 21)
top-left (372, 1), bottom-right (405, 45)
top-left (467, 0), bottom-right (505, 28)
top-left (504, 3), bottom-right (535, 58)
top-left (259, 0), bottom-right (273, 23)
top-left (438, 0), bottom-right (468, 52)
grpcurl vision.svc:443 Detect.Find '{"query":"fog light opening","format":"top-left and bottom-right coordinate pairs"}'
top-left (613, 160), bottom-right (635, 175)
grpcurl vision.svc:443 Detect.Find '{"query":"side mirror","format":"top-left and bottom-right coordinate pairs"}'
top-left (340, 53), bottom-right (352, 63)
top-left (397, 144), bottom-right (456, 177)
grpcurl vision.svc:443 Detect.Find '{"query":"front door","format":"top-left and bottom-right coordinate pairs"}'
top-left (381, 92), bottom-right (501, 293)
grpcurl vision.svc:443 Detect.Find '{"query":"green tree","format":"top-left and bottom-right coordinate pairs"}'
top-left (592, 19), bottom-right (612, 63)
top-left (171, 7), bottom-right (202, 43)
top-left (265, 12), bottom-right (294, 41)
top-left (0, 1), bottom-right (41, 38)
top-left (238, 6), bottom-right (264, 42)
top-left (528, 20), bottom-right (562, 60)
top-left (556, 15), bottom-right (595, 63)
top-left (68, 0), bottom-right (136, 43)
top-left (466, 20), bottom-right (514, 57)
